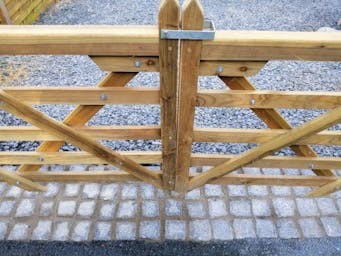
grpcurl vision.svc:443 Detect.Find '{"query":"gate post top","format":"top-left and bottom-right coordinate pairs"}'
top-left (159, 0), bottom-right (180, 30)
top-left (181, 0), bottom-right (204, 29)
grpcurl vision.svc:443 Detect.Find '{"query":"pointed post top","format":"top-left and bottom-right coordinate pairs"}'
top-left (159, 0), bottom-right (180, 30)
top-left (181, 0), bottom-right (204, 30)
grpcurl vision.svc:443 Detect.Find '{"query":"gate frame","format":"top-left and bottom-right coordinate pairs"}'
top-left (0, 0), bottom-right (340, 197)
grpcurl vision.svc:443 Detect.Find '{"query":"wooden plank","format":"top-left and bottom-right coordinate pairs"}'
top-left (1, 126), bottom-right (339, 146)
top-left (3, 87), bottom-right (340, 108)
top-left (308, 180), bottom-right (341, 197)
top-left (0, 125), bottom-right (160, 141)
top-left (208, 174), bottom-right (339, 187)
top-left (193, 128), bottom-right (341, 145)
top-left (0, 0), bottom-right (11, 24)
top-left (159, 0), bottom-right (180, 190)
top-left (189, 106), bottom-right (341, 190)
top-left (200, 61), bottom-right (266, 76)
top-left (0, 151), bottom-right (162, 165)
top-left (196, 90), bottom-right (341, 109)
top-left (191, 154), bottom-right (341, 169)
top-left (14, 172), bottom-right (339, 188)
top-left (0, 168), bottom-right (46, 192)
top-left (2, 87), bottom-right (159, 105)
top-left (92, 56), bottom-right (266, 76)
top-left (221, 76), bottom-right (335, 177)
top-left (0, 89), bottom-right (163, 188)
top-left (17, 72), bottom-right (136, 173)
top-left (1, 152), bottom-right (340, 170)
top-left (91, 56), bottom-right (159, 72)
top-left (175, 0), bottom-right (204, 193)
top-left (1, 26), bottom-right (341, 61)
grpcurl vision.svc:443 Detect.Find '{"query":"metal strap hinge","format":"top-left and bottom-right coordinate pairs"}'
top-left (161, 19), bottom-right (215, 40)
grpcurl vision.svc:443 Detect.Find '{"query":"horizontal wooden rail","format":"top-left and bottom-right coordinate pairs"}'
top-left (197, 90), bottom-right (341, 109)
top-left (2, 87), bottom-right (160, 105)
top-left (0, 126), bottom-right (340, 146)
top-left (0, 152), bottom-right (340, 169)
top-left (91, 56), bottom-right (266, 76)
top-left (0, 26), bottom-right (340, 61)
top-left (2, 87), bottom-right (340, 109)
top-left (10, 171), bottom-right (339, 187)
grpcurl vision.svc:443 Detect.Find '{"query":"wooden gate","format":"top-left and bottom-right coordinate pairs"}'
top-left (0, 0), bottom-right (340, 197)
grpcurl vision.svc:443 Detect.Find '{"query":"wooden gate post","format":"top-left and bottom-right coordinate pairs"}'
top-left (159, 0), bottom-right (180, 190)
top-left (175, 0), bottom-right (204, 193)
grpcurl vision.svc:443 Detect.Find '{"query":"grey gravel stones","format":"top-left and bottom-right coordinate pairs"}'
top-left (32, 221), bottom-right (52, 240)
top-left (117, 201), bottom-right (137, 218)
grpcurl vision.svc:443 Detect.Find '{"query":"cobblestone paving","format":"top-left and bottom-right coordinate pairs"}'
top-left (0, 166), bottom-right (340, 241)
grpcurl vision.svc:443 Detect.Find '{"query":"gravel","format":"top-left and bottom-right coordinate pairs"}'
top-left (0, 0), bottom-right (340, 157)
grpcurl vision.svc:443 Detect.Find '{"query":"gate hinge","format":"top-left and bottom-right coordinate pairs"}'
top-left (161, 19), bottom-right (215, 40)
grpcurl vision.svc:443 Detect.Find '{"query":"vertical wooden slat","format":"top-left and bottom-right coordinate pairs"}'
top-left (221, 76), bottom-right (335, 177)
top-left (175, 0), bottom-right (204, 192)
top-left (17, 72), bottom-right (136, 172)
top-left (159, 0), bottom-right (180, 190)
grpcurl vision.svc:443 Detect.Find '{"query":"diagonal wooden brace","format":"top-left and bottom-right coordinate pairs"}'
top-left (220, 76), bottom-right (335, 177)
top-left (0, 168), bottom-right (46, 192)
top-left (0, 89), bottom-right (163, 188)
top-left (308, 179), bottom-right (341, 197)
top-left (18, 72), bottom-right (136, 172)
top-left (189, 106), bottom-right (341, 190)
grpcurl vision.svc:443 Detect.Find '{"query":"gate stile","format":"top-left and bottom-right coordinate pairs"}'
top-left (0, 0), bottom-right (340, 197)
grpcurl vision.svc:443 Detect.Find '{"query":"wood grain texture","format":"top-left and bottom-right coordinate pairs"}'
top-left (0, 168), bottom-right (46, 192)
top-left (159, 0), bottom-right (180, 190)
top-left (0, 26), bottom-right (340, 61)
top-left (0, 89), bottom-right (163, 188)
top-left (175, 0), bottom-right (204, 192)
top-left (1, 152), bottom-right (340, 170)
top-left (189, 106), bottom-right (341, 190)
top-left (308, 179), bottom-right (341, 197)
top-left (221, 76), bottom-right (335, 177)
top-left (14, 172), bottom-right (338, 188)
top-left (2, 126), bottom-right (339, 146)
top-left (3, 87), bottom-right (340, 109)
top-left (2, 87), bottom-right (159, 105)
top-left (91, 56), bottom-right (265, 76)
top-left (17, 72), bottom-right (136, 173)
top-left (0, 125), bottom-right (160, 141)
top-left (196, 90), bottom-right (341, 109)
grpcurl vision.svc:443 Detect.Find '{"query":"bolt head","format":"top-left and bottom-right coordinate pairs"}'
top-left (309, 163), bottom-right (315, 169)
top-left (134, 60), bottom-right (142, 68)
top-left (216, 66), bottom-right (224, 73)
top-left (250, 99), bottom-right (256, 105)
top-left (100, 94), bottom-right (107, 101)
top-left (15, 181), bottom-right (20, 185)
top-left (38, 157), bottom-right (44, 162)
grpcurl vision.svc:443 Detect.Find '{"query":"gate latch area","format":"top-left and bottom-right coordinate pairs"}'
top-left (161, 19), bottom-right (215, 40)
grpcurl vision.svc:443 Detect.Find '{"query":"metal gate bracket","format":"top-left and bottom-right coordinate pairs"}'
top-left (161, 19), bottom-right (215, 40)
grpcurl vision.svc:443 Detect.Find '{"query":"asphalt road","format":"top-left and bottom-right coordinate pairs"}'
top-left (0, 238), bottom-right (340, 256)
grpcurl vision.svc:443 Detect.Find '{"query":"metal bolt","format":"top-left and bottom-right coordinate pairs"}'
top-left (100, 94), bottom-right (107, 101)
top-left (38, 157), bottom-right (44, 162)
top-left (169, 136), bottom-right (172, 140)
top-left (134, 60), bottom-right (142, 68)
top-left (250, 99), bottom-right (256, 105)
top-left (309, 163), bottom-right (315, 169)
top-left (216, 66), bottom-right (224, 73)
top-left (16, 181), bottom-right (20, 185)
